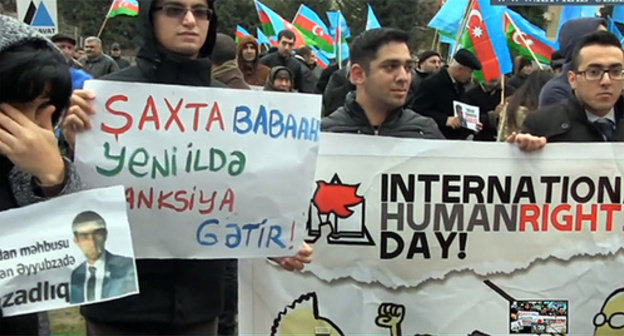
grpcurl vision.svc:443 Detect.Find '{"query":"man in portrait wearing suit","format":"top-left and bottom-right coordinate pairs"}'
top-left (70, 211), bottom-right (136, 304)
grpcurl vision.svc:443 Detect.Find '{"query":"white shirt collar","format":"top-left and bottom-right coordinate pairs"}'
top-left (586, 108), bottom-right (615, 123)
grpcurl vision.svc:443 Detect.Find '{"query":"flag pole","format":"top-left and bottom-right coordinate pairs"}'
top-left (497, 74), bottom-right (507, 142)
top-left (433, 0), bottom-right (445, 52)
top-left (293, 4), bottom-right (303, 23)
top-left (451, 0), bottom-right (475, 57)
top-left (97, 0), bottom-right (116, 38)
top-left (505, 12), bottom-right (544, 70)
top-left (431, 29), bottom-right (439, 51)
top-left (500, 74), bottom-right (505, 104)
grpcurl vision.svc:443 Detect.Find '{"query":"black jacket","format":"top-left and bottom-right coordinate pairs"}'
top-left (461, 84), bottom-right (514, 141)
top-left (410, 67), bottom-right (472, 140)
top-left (523, 96), bottom-right (624, 142)
top-left (81, 0), bottom-right (225, 325)
top-left (322, 91), bottom-right (444, 139)
top-left (322, 67), bottom-right (353, 116)
top-left (259, 51), bottom-right (315, 93)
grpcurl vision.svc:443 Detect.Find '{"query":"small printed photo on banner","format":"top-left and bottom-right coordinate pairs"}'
top-left (69, 210), bottom-right (137, 304)
top-left (453, 100), bottom-right (480, 132)
top-left (0, 186), bottom-right (138, 317)
top-left (509, 300), bottom-right (568, 334)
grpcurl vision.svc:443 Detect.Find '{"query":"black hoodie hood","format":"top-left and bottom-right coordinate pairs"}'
top-left (133, 0), bottom-right (218, 84)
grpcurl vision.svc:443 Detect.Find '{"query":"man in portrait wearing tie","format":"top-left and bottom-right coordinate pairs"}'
top-left (523, 31), bottom-right (624, 142)
top-left (70, 211), bottom-right (136, 304)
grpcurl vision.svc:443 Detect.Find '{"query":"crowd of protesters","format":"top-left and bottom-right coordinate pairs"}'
top-left (1, 0), bottom-right (623, 334)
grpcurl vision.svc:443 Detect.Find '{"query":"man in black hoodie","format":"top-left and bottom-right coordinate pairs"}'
top-left (62, 1), bottom-right (312, 334)
top-left (69, 1), bottom-right (225, 334)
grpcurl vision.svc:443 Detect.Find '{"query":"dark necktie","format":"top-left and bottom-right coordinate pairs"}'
top-left (87, 266), bottom-right (96, 301)
top-left (594, 119), bottom-right (615, 141)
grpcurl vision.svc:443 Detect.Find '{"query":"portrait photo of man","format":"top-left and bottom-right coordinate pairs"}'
top-left (454, 103), bottom-right (468, 128)
top-left (70, 210), bottom-right (136, 304)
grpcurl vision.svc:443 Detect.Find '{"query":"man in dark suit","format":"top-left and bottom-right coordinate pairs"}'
top-left (70, 211), bottom-right (136, 304)
top-left (523, 31), bottom-right (624, 142)
top-left (410, 49), bottom-right (482, 139)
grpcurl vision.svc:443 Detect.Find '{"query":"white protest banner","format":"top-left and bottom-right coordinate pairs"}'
top-left (240, 133), bottom-right (624, 335)
top-left (0, 186), bottom-right (137, 317)
top-left (75, 80), bottom-right (321, 259)
top-left (453, 100), bottom-right (480, 132)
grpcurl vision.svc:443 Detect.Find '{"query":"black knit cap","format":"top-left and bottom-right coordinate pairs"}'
top-left (417, 50), bottom-right (440, 66)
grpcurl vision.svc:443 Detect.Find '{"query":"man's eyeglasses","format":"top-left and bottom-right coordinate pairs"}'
top-left (576, 66), bottom-right (624, 81)
top-left (153, 4), bottom-right (212, 21)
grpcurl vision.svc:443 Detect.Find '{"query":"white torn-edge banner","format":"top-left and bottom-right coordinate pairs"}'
top-left (75, 80), bottom-right (321, 259)
top-left (0, 186), bottom-right (138, 316)
top-left (303, 134), bottom-right (624, 288)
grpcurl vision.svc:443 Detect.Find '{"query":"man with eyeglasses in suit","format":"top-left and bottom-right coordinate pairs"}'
top-left (522, 31), bottom-right (624, 143)
top-left (62, 1), bottom-right (313, 335)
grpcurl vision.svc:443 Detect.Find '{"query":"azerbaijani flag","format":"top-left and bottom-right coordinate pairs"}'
top-left (235, 25), bottom-right (251, 43)
top-left (293, 4), bottom-right (334, 53)
top-left (256, 28), bottom-right (278, 47)
top-left (312, 46), bottom-right (329, 69)
top-left (327, 10), bottom-right (349, 63)
top-left (365, 4), bottom-right (381, 30)
top-left (608, 16), bottom-right (624, 45)
top-left (460, 0), bottom-right (512, 82)
top-left (255, 0), bottom-right (305, 49)
top-left (108, 0), bottom-right (139, 18)
top-left (504, 10), bottom-right (557, 65)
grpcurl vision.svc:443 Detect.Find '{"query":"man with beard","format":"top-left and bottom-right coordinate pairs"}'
top-left (412, 50), bottom-right (441, 88)
top-left (78, 36), bottom-right (119, 78)
top-left (260, 29), bottom-right (314, 92)
top-left (236, 35), bottom-right (270, 86)
top-left (322, 28), bottom-right (443, 139)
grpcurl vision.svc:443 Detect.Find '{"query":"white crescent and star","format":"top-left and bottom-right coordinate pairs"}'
top-left (512, 31), bottom-right (534, 47)
top-left (313, 25), bottom-right (324, 37)
top-left (468, 9), bottom-right (483, 22)
top-left (468, 9), bottom-right (484, 38)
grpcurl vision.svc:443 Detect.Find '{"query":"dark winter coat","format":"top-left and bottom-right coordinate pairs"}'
top-left (260, 51), bottom-right (315, 93)
top-left (410, 67), bottom-right (472, 139)
top-left (524, 96), bottom-right (624, 142)
top-left (322, 91), bottom-right (444, 139)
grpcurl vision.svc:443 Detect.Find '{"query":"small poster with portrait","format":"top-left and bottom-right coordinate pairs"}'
top-left (0, 186), bottom-right (138, 317)
top-left (453, 101), bottom-right (480, 132)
